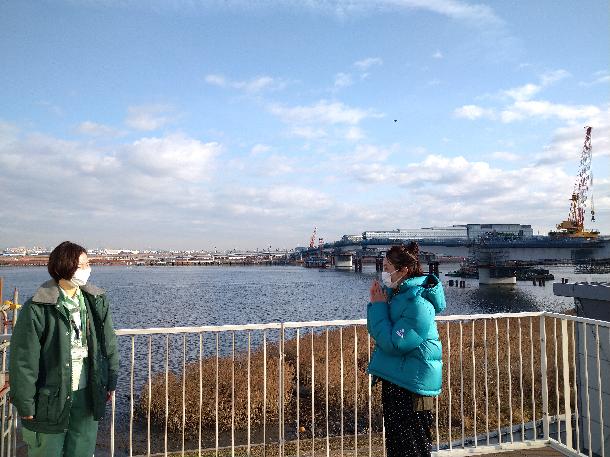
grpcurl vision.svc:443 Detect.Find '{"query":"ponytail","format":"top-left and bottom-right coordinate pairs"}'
top-left (385, 242), bottom-right (424, 278)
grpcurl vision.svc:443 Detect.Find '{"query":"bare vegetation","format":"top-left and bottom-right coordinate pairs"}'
top-left (137, 316), bottom-right (575, 447)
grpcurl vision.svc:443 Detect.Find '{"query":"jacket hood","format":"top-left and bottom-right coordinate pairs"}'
top-left (31, 279), bottom-right (105, 305)
top-left (421, 274), bottom-right (446, 314)
top-left (393, 274), bottom-right (446, 314)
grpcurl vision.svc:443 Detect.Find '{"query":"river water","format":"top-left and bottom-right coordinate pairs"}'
top-left (0, 263), bottom-right (601, 328)
top-left (2, 264), bottom-right (605, 456)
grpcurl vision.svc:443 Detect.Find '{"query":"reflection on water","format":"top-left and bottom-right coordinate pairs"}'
top-left (0, 263), bottom-right (591, 329)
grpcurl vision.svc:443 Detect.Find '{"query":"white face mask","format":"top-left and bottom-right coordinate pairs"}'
top-left (71, 267), bottom-right (91, 287)
top-left (381, 270), bottom-right (400, 288)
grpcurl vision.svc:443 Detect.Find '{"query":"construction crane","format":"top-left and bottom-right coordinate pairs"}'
top-left (550, 126), bottom-right (599, 239)
top-left (309, 227), bottom-right (317, 248)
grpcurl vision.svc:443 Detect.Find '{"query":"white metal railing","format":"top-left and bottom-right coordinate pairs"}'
top-left (2, 310), bottom-right (608, 457)
top-left (0, 282), bottom-right (17, 457)
top-left (102, 311), bottom-right (609, 457)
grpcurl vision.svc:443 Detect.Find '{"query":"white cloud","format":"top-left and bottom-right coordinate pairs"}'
top-left (500, 100), bottom-right (600, 123)
top-left (353, 57), bottom-right (383, 70)
top-left (76, 121), bottom-right (126, 137)
top-left (490, 151), bottom-right (521, 162)
top-left (76, 0), bottom-right (502, 26)
top-left (502, 83), bottom-right (540, 101)
top-left (534, 108), bottom-right (610, 165)
top-left (254, 154), bottom-right (295, 176)
top-left (269, 100), bottom-right (382, 125)
top-left (204, 73), bottom-right (285, 93)
top-left (348, 162), bottom-right (395, 183)
top-left (0, 121), bottom-right (19, 148)
top-left (38, 101), bottom-right (64, 117)
top-left (126, 134), bottom-right (221, 181)
top-left (454, 104), bottom-right (495, 120)
top-left (458, 69), bottom-right (595, 123)
top-left (290, 126), bottom-right (328, 139)
top-left (250, 144), bottom-right (271, 155)
top-left (236, 76), bottom-right (278, 92)
top-left (334, 72), bottom-right (353, 89)
top-left (358, 153), bottom-right (577, 222)
top-left (2, 118), bottom-right (609, 247)
top-left (579, 70), bottom-right (610, 87)
top-left (204, 74), bottom-right (227, 86)
top-left (345, 126), bottom-right (365, 141)
top-left (393, 0), bottom-right (501, 24)
top-left (125, 104), bottom-right (175, 131)
top-left (0, 130), bottom-right (225, 239)
top-left (350, 143), bottom-right (394, 162)
top-left (226, 185), bottom-right (333, 216)
top-left (432, 50), bottom-right (443, 59)
top-left (540, 69), bottom-right (570, 86)
top-left (501, 69), bottom-right (568, 101)
top-left (329, 143), bottom-right (396, 182)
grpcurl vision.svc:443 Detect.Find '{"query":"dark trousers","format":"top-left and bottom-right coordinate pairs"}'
top-left (382, 380), bottom-right (433, 457)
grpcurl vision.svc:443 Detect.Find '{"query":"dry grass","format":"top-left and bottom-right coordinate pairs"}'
top-left (138, 344), bottom-right (294, 438)
top-left (435, 316), bottom-right (574, 442)
top-left (137, 316), bottom-right (575, 445)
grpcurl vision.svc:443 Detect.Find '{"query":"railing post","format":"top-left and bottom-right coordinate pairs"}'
top-left (540, 315), bottom-right (550, 441)
top-left (279, 323), bottom-right (285, 457)
top-left (561, 318), bottom-right (573, 448)
top-left (1, 388), bottom-right (6, 457)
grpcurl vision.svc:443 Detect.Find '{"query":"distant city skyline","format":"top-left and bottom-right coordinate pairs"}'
top-left (1, 1), bottom-right (608, 250)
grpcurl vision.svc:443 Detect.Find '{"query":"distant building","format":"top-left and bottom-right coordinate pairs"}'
top-left (341, 234), bottom-right (364, 243)
top-left (2, 247), bottom-right (27, 256)
top-left (362, 226), bottom-right (468, 241)
top-left (466, 224), bottom-right (533, 240)
top-left (100, 249), bottom-right (140, 255)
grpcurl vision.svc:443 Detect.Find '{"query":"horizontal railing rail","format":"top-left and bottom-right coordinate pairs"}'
top-left (3, 310), bottom-right (608, 457)
top-left (102, 311), bottom-right (609, 457)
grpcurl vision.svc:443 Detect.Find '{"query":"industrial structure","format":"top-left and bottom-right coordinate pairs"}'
top-left (357, 224), bottom-right (534, 242)
top-left (550, 126), bottom-right (599, 239)
top-left (466, 224), bottom-right (533, 240)
top-left (362, 226), bottom-right (468, 241)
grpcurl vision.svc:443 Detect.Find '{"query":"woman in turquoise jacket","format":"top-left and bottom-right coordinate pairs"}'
top-left (367, 242), bottom-right (446, 457)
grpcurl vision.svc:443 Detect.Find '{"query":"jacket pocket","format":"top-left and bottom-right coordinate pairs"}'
top-left (34, 386), bottom-right (55, 422)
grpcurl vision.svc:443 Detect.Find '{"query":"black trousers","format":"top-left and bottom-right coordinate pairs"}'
top-left (382, 380), bottom-right (433, 457)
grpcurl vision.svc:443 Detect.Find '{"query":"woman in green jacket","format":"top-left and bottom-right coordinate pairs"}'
top-left (367, 242), bottom-right (445, 457)
top-left (9, 241), bottom-right (119, 457)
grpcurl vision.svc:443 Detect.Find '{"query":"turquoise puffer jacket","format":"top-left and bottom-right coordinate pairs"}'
top-left (367, 274), bottom-right (446, 396)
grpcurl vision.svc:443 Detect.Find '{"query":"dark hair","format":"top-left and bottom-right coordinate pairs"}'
top-left (48, 241), bottom-right (87, 282)
top-left (386, 241), bottom-right (423, 277)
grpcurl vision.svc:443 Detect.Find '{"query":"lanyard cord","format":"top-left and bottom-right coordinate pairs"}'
top-left (62, 289), bottom-right (86, 344)
top-left (70, 315), bottom-right (81, 341)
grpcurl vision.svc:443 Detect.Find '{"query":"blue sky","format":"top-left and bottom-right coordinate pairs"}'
top-left (0, 0), bottom-right (608, 250)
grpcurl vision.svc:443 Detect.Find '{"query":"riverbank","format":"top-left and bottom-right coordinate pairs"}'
top-left (0, 255), bottom-right (294, 267)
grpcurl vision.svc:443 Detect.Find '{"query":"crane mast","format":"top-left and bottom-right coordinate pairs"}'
top-left (309, 227), bottom-right (317, 248)
top-left (550, 126), bottom-right (599, 239)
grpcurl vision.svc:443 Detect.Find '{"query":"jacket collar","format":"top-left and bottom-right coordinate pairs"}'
top-left (32, 279), bottom-right (105, 305)
top-left (397, 275), bottom-right (427, 291)
top-left (389, 275), bottom-right (427, 299)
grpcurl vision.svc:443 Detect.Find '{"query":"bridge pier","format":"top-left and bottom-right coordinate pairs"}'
top-left (375, 257), bottom-right (383, 272)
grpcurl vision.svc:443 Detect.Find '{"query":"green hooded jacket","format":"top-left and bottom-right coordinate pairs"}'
top-left (9, 280), bottom-right (119, 433)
